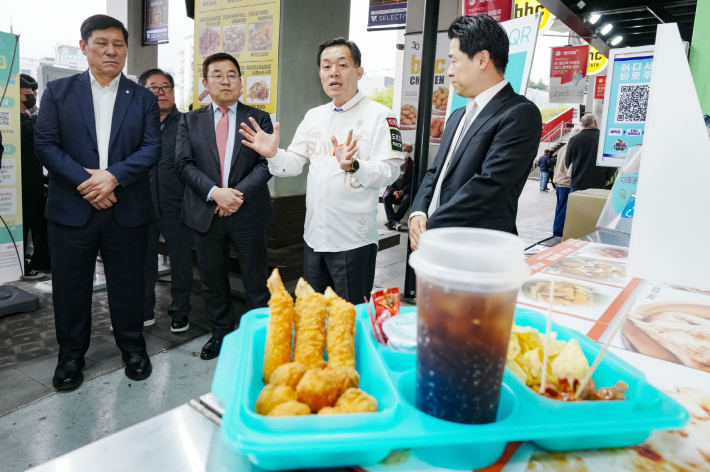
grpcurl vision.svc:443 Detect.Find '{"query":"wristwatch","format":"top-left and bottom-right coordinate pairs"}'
top-left (346, 158), bottom-right (360, 174)
top-left (113, 176), bottom-right (121, 187)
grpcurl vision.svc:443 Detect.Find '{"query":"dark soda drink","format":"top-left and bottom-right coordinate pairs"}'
top-left (415, 279), bottom-right (518, 424)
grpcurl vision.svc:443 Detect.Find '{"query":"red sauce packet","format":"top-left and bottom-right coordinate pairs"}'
top-left (369, 288), bottom-right (401, 344)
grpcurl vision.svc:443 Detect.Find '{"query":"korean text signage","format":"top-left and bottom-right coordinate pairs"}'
top-left (144, 0), bottom-right (169, 44)
top-left (0, 32), bottom-right (24, 282)
top-left (194, 0), bottom-right (280, 115)
top-left (463, 0), bottom-right (512, 22)
top-left (594, 75), bottom-right (606, 100)
top-left (400, 32), bottom-right (451, 144)
top-left (368, 0), bottom-right (407, 28)
top-left (601, 54), bottom-right (653, 161)
top-left (549, 45), bottom-right (589, 104)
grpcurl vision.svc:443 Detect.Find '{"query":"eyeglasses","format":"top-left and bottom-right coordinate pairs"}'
top-left (147, 85), bottom-right (174, 93)
top-left (208, 73), bottom-right (241, 82)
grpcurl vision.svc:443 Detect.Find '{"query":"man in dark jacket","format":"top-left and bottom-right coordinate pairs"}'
top-left (20, 74), bottom-right (51, 278)
top-left (383, 143), bottom-right (413, 231)
top-left (538, 149), bottom-right (551, 192)
top-left (565, 114), bottom-right (615, 191)
top-left (139, 69), bottom-right (193, 333)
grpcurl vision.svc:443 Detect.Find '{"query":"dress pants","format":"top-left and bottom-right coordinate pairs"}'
top-left (383, 188), bottom-right (412, 224)
top-left (553, 187), bottom-right (572, 237)
top-left (22, 194), bottom-right (51, 271)
top-left (303, 243), bottom-right (378, 305)
top-left (48, 207), bottom-right (148, 360)
top-left (143, 214), bottom-right (194, 321)
top-left (192, 215), bottom-right (269, 339)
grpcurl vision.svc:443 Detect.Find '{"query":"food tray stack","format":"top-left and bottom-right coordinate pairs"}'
top-left (211, 306), bottom-right (689, 471)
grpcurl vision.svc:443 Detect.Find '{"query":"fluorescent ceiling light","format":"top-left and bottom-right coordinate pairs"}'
top-left (611, 36), bottom-right (623, 46)
top-left (589, 13), bottom-right (601, 24)
top-left (600, 23), bottom-right (613, 35)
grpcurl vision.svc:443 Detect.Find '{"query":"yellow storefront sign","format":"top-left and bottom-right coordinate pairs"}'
top-left (193, 0), bottom-right (280, 114)
top-left (513, 0), bottom-right (552, 31)
top-left (588, 46), bottom-right (608, 75)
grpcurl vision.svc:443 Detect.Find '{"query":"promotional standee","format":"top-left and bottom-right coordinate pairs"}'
top-left (463, 0), bottom-right (513, 22)
top-left (597, 46), bottom-right (655, 167)
top-left (0, 32), bottom-right (24, 283)
top-left (193, 0), bottom-right (280, 118)
top-left (549, 45), bottom-right (589, 104)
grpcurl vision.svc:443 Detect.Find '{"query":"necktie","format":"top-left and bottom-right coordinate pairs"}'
top-left (216, 106), bottom-right (230, 187)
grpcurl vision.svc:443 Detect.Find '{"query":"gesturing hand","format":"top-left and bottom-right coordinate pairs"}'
top-left (212, 188), bottom-right (244, 217)
top-left (332, 130), bottom-right (359, 172)
top-left (78, 169), bottom-right (117, 204)
top-left (240, 117), bottom-right (279, 158)
top-left (409, 215), bottom-right (427, 251)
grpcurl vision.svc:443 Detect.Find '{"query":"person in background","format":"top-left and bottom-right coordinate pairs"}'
top-left (538, 149), bottom-right (551, 192)
top-left (383, 143), bottom-right (413, 231)
top-left (175, 53), bottom-right (273, 360)
top-left (35, 14), bottom-right (160, 390)
top-left (552, 143), bottom-right (571, 237)
top-left (565, 114), bottom-right (615, 192)
top-left (240, 37), bottom-right (403, 304)
top-left (19, 74), bottom-right (51, 279)
top-left (138, 68), bottom-right (193, 333)
top-left (409, 15), bottom-right (542, 250)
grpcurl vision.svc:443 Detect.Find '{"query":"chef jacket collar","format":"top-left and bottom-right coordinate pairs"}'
top-left (330, 90), bottom-right (366, 113)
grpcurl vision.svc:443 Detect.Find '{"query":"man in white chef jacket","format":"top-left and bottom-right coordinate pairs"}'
top-left (240, 37), bottom-right (403, 304)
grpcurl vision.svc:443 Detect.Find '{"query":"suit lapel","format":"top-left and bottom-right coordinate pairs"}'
top-left (73, 71), bottom-right (98, 146)
top-left (199, 104), bottom-right (221, 167)
top-left (433, 107), bottom-right (465, 182)
top-left (108, 75), bottom-right (135, 150)
top-left (230, 102), bottom-right (249, 174)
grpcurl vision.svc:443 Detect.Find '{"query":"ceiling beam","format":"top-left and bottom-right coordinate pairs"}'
top-left (538, 0), bottom-right (610, 56)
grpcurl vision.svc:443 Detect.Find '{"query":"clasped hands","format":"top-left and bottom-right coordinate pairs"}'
top-left (212, 188), bottom-right (243, 217)
top-left (78, 169), bottom-right (117, 210)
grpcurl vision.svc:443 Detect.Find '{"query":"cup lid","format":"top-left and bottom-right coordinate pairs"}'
top-left (409, 228), bottom-right (530, 290)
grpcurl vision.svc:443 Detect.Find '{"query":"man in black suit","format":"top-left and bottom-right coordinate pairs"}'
top-left (35, 15), bottom-right (160, 390)
top-left (175, 53), bottom-right (273, 360)
top-left (409, 15), bottom-right (542, 250)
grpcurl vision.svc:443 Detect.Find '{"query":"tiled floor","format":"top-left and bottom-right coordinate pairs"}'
top-left (0, 179), bottom-right (559, 470)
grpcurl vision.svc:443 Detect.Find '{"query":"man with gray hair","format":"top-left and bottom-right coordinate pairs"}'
top-left (565, 114), bottom-right (615, 191)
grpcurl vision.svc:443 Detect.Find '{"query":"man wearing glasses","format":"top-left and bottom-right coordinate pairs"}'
top-left (176, 53), bottom-right (273, 360)
top-left (138, 69), bottom-right (193, 334)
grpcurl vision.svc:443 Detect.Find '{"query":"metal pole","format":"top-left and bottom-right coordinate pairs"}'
top-left (403, 0), bottom-right (441, 302)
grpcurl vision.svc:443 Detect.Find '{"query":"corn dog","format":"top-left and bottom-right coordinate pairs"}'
top-left (263, 269), bottom-right (295, 383)
top-left (324, 287), bottom-right (357, 368)
top-left (294, 278), bottom-right (327, 369)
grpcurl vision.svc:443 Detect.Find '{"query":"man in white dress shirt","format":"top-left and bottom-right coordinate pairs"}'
top-left (240, 38), bottom-right (403, 303)
top-left (35, 15), bottom-right (160, 389)
top-left (409, 15), bottom-right (542, 249)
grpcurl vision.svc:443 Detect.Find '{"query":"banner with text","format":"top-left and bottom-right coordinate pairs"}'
top-left (144, 0), bottom-right (169, 44)
top-left (463, 0), bottom-right (512, 22)
top-left (193, 0), bottom-right (279, 115)
top-left (0, 32), bottom-right (24, 283)
top-left (549, 45), bottom-right (589, 104)
top-left (368, 0), bottom-right (407, 28)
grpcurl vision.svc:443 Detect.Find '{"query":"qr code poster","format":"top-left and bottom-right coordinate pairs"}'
top-left (0, 111), bottom-right (10, 127)
top-left (601, 54), bottom-right (654, 160)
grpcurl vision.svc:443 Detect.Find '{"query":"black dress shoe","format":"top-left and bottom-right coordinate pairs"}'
top-left (53, 358), bottom-right (85, 391)
top-left (122, 350), bottom-right (152, 381)
top-left (201, 337), bottom-right (222, 360)
top-left (171, 316), bottom-right (190, 333)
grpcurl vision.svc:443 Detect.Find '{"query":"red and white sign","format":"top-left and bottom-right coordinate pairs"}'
top-left (463, 0), bottom-right (513, 22)
top-left (594, 75), bottom-right (606, 100)
top-left (386, 117), bottom-right (399, 129)
top-left (549, 45), bottom-right (589, 103)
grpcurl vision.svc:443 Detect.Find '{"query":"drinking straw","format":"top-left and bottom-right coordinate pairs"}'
top-left (539, 277), bottom-right (555, 394)
top-left (574, 297), bottom-right (636, 400)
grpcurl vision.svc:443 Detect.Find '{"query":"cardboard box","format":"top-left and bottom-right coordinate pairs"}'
top-left (562, 189), bottom-right (611, 240)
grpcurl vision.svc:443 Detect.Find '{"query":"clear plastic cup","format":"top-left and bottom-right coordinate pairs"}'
top-left (409, 228), bottom-right (529, 424)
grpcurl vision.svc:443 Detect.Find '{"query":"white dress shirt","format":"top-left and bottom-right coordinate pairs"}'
top-left (88, 70), bottom-right (120, 170)
top-left (410, 79), bottom-right (509, 221)
top-left (207, 101), bottom-right (238, 200)
top-left (268, 90), bottom-right (404, 252)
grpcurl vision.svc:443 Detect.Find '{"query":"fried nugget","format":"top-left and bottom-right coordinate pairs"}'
top-left (328, 365), bottom-right (360, 396)
top-left (318, 406), bottom-right (345, 415)
top-left (255, 384), bottom-right (297, 415)
top-left (269, 362), bottom-right (307, 390)
top-left (335, 388), bottom-right (378, 413)
top-left (294, 279), bottom-right (327, 369)
top-left (263, 269), bottom-right (295, 383)
top-left (296, 368), bottom-right (339, 412)
top-left (324, 287), bottom-right (357, 368)
top-left (266, 400), bottom-right (311, 417)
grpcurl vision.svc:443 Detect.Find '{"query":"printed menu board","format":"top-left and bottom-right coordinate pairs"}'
top-left (193, 0), bottom-right (280, 115)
